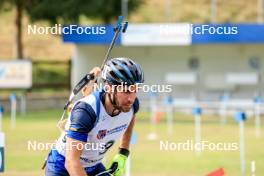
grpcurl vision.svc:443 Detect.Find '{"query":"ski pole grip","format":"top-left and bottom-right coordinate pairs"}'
top-left (63, 100), bottom-right (71, 110)
top-left (73, 73), bottom-right (95, 95)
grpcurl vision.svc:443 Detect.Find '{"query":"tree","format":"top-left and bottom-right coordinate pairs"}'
top-left (0, 0), bottom-right (32, 59)
top-left (0, 0), bottom-right (143, 59)
top-left (26, 0), bottom-right (142, 24)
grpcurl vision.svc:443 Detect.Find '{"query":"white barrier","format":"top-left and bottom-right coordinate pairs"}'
top-left (147, 93), bottom-right (158, 140)
top-left (235, 111), bottom-right (247, 176)
top-left (193, 107), bottom-right (202, 155)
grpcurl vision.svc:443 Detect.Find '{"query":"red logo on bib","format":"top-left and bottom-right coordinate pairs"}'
top-left (97, 130), bottom-right (107, 139)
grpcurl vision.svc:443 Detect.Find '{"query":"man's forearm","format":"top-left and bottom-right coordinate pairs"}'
top-left (65, 138), bottom-right (88, 176)
top-left (109, 116), bottom-right (135, 176)
top-left (65, 160), bottom-right (87, 176)
top-left (120, 116), bottom-right (135, 149)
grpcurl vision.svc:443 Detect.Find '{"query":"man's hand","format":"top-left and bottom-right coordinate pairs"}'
top-left (110, 154), bottom-right (127, 176)
top-left (90, 66), bottom-right (101, 78)
top-left (109, 148), bottom-right (129, 176)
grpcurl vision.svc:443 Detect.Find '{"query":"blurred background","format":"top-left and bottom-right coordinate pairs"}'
top-left (0, 0), bottom-right (264, 176)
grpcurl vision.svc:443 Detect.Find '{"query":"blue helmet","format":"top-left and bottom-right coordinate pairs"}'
top-left (102, 57), bottom-right (144, 85)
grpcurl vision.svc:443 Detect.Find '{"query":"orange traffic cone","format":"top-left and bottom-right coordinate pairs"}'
top-left (206, 168), bottom-right (224, 176)
top-left (154, 111), bottom-right (162, 124)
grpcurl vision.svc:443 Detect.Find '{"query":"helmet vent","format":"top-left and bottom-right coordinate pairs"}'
top-left (112, 61), bottom-right (118, 65)
top-left (110, 70), bottom-right (119, 80)
top-left (129, 61), bottom-right (134, 65)
top-left (135, 70), bottom-right (139, 80)
top-left (120, 69), bottom-right (130, 80)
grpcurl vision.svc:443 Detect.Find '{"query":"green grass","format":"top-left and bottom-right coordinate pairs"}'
top-left (0, 110), bottom-right (263, 176)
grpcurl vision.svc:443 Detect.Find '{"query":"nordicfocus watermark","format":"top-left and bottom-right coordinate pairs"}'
top-left (160, 140), bottom-right (239, 152)
top-left (27, 24), bottom-right (106, 35)
top-left (160, 24), bottom-right (238, 35)
top-left (27, 140), bottom-right (106, 151)
top-left (90, 82), bottom-right (172, 93)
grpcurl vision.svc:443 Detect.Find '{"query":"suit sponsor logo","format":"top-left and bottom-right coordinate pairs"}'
top-left (96, 124), bottom-right (128, 139)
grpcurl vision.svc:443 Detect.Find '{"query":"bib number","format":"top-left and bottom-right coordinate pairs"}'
top-left (99, 140), bottom-right (114, 155)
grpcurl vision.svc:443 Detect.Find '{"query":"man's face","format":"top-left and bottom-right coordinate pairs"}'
top-left (109, 84), bottom-right (138, 112)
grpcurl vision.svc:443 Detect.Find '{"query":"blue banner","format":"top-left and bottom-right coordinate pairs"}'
top-left (62, 24), bottom-right (264, 44)
top-left (192, 24), bottom-right (264, 44)
top-left (62, 25), bottom-right (121, 45)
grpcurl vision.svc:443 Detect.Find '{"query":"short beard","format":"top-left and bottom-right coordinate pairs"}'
top-left (120, 105), bottom-right (132, 112)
